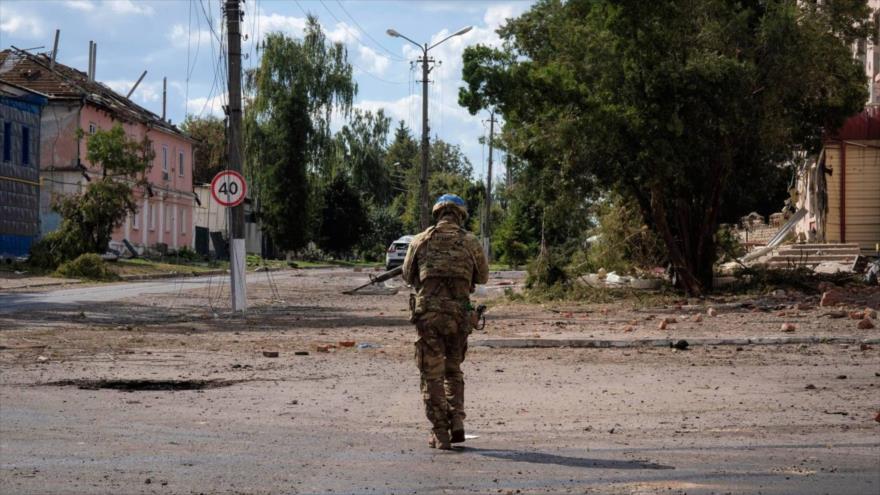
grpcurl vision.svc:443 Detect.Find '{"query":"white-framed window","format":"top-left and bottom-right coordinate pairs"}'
top-left (88, 122), bottom-right (97, 134)
top-left (162, 145), bottom-right (169, 173)
top-left (178, 151), bottom-right (185, 177)
top-left (149, 201), bottom-right (157, 231)
top-left (132, 208), bottom-right (140, 230)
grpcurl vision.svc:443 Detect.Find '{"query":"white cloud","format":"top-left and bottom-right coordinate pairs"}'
top-left (0, 8), bottom-right (46, 39)
top-left (65, 0), bottom-right (95, 11)
top-left (168, 24), bottom-right (212, 50)
top-left (483, 3), bottom-right (530, 30)
top-left (104, 79), bottom-right (162, 104)
top-left (186, 93), bottom-right (227, 118)
top-left (357, 45), bottom-right (390, 75)
top-left (355, 95), bottom-right (419, 125)
top-left (325, 21), bottom-right (359, 44)
top-left (248, 12), bottom-right (308, 42)
top-left (107, 0), bottom-right (154, 16)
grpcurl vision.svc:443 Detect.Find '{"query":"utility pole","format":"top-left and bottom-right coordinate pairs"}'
top-left (386, 26), bottom-right (473, 230)
top-left (418, 49), bottom-right (433, 230)
top-left (225, 0), bottom-right (246, 312)
top-left (482, 111), bottom-right (496, 260)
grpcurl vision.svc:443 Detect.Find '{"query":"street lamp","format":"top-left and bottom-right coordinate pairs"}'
top-left (387, 25), bottom-right (473, 230)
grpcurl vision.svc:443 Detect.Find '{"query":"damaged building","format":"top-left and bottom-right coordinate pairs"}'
top-left (0, 47), bottom-right (196, 255)
top-left (0, 82), bottom-right (46, 259)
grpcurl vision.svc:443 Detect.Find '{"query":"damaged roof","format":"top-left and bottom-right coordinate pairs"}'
top-left (0, 48), bottom-right (189, 139)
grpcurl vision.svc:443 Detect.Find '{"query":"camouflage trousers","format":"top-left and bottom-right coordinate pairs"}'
top-left (414, 311), bottom-right (469, 436)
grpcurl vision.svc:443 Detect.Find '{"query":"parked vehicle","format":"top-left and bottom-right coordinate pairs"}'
top-left (385, 235), bottom-right (414, 270)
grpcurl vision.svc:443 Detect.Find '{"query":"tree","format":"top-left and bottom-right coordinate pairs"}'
top-left (430, 139), bottom-right (473, 177)
top-left (384, 121), bottom-right (419, 200)
top-left (244, 16), bottom-right (356, 252)
top-left (317, 174), bottom-right (369, 256)
top-left (460, 0), bottom-right (869, 294)
top-left (31, 125), bottom-right (153, 267)
top-left (181, 115), bottom-right (225, 184)
top-left (334, 109), bottom-right (392, 205)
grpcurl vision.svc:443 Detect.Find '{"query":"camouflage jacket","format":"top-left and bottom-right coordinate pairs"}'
top-left (402, 219), bottom-right (489, 310)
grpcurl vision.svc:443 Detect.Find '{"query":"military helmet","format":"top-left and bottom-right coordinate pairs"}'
top-left (432, 193), bottom-right (468, 221)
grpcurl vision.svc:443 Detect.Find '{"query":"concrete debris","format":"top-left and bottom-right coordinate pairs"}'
top-left (805, 384), bottom-right (817, 390)
top-left (865, 308), bottom-right (877, 319)
top-left (707, 308), bottom-right (718, 317)
top-left (36, 355), bottom-right (48, 362)
top-left (658, 320), bottom-right (668, 330)
top-left (849, 311), bottom-right (865, 320)
top-left (781, 323), bottom-right (796, 332)
top-left (692, 315), bottom-right (703, 323)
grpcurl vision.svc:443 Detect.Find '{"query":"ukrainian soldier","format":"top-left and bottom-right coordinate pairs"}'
top-left (402, 194), bottom-right (489, 450)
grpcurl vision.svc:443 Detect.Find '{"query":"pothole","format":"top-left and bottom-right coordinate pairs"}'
top-left (44, 379), bottom-right (246, 391)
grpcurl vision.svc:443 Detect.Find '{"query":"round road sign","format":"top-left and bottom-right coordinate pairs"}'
top-left (211, 170), bottom-right (247, 207)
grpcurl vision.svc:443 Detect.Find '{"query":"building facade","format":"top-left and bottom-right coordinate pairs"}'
top-left (0, 82), bottom-right (46, 259)
top-left (0, 48), bottom-right (195, 254)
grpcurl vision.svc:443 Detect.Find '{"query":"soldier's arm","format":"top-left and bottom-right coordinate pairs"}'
top-left (470, 237), bottom-right (489, 285)
top-left (402, 236), bottom-right (421, 286)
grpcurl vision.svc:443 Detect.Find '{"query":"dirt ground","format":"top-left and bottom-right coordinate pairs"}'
top-left (1, 268), bottom-right (878, 494)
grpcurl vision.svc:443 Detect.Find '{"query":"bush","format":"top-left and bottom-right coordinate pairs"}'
top-left (526, 248), bottom-right (570, 289)
top-left (571, 194), bottom-right (666, 276)
top-left (56, 253), bottom-right (119, 281)
top-left (28, 229), bottom-right (88, 270)
top-left (174, 245), bottom-right (200, 262)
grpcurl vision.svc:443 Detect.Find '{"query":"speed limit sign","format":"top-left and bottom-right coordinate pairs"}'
top-left (211, 170), bottom-right (247, 207)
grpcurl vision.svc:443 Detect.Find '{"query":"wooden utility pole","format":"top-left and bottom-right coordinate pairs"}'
top-left (482, 111), bottom-right (496, 260)
top-left (225, 0), bottom-right (246, 311)
top-left (417, 49), bottom-right (434, 230)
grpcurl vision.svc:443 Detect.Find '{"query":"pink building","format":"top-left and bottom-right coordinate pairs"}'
top-left (0, 48), bottom-right (195, 253)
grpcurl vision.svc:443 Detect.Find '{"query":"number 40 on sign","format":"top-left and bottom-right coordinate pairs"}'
top-left (211, 170), bottom-right (247, 207)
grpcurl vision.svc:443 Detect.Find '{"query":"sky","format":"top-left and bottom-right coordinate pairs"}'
top-left (0, 0), bottom-right (534, 181)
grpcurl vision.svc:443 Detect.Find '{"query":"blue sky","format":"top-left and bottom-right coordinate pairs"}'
top-left (0, 0), bottom-right (534, 180)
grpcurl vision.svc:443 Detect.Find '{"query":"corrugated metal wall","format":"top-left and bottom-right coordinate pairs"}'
top-left (824, 142), bottom-right (880, 254)
top-left (0, 96), bottom-right (41, 257)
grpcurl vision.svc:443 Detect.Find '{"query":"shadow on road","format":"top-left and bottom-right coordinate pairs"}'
top-left (466, 448), bottom-right (674, 470)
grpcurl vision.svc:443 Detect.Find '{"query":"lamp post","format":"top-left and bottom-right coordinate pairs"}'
top-left (387, 26), bottom-right (472, 230)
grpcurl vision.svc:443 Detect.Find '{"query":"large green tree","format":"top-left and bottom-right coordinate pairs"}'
top-left (244, 16), bottom-right (356, 251)
top-left (334, 109), bottom-right (392, 205)
top-left (181, 115), bottom-right (225, 184)
top-left (32, 125), bottom-right (153, 267)
top-left (460, 0), bottom-right (869, 294)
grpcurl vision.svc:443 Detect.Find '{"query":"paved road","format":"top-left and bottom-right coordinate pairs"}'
top-left (0, 271), bottom-right (303, 314)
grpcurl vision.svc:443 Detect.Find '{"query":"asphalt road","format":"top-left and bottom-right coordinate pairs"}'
top-left (0, 271), bottom-right (300, 314)
top-left (1, 268), bottom-right (877, 494)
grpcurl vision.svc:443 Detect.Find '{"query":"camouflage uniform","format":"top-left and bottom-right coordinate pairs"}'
top-left (402, 213), bottom-right (489, 448)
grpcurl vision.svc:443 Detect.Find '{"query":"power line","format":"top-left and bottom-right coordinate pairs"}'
top-left (305, 0), bottom-right (408, 84)
top-left (334, 0), bottom-right (407, 62)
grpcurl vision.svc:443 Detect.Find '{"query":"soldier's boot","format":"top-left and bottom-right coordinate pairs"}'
top-left (450, 416), bottom-right (465, 443)
top-left (428, 429), bottom-right (452, 450)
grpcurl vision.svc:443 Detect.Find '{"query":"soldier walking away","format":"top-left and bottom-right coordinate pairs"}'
top-left (402, 194), bottom-right (489, 450)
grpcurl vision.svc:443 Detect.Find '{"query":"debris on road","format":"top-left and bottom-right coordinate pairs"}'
top-left (671, 339), bottom-right (689, 350)
top-left (338, 341), bottom-right (356, 348)
top-left (707, 307), bottom-right (718, 317)
top-left (262, 351), bottom-right (279, 358)
top-left (356, 342), bottom-right (380, 349)
top-left (857, 318), bottom-right (875, 329)
top-left (781, 323), bottom-right (796, 332)
top-left (294, 351), bottom-right (310, 356)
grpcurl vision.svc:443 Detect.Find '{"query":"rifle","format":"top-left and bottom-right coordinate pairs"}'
top-left (342, 265), bottom-right (403, 295)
